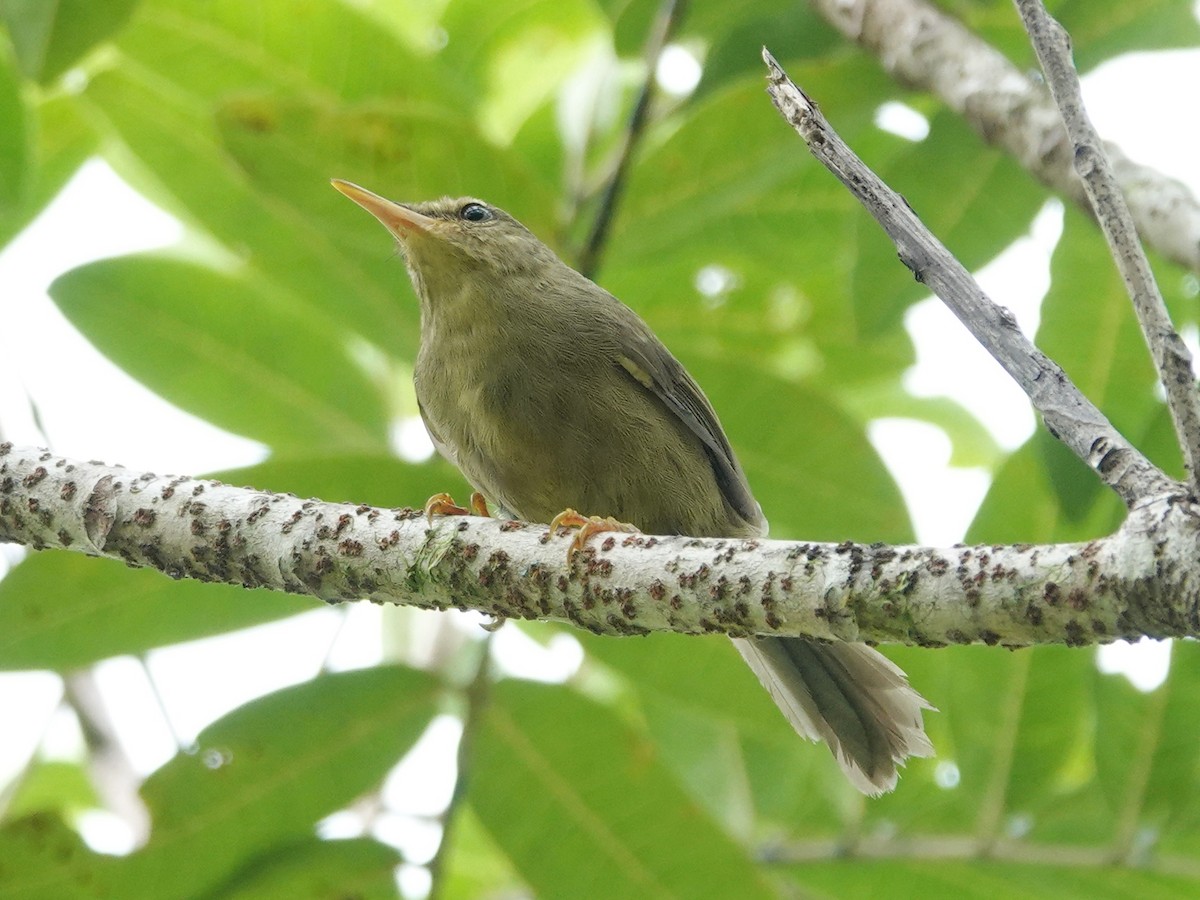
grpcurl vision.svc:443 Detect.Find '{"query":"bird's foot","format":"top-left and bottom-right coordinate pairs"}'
top-left (548, 508), bottom-right (639, 559)
top-left (424, 491), bottom-right (490, 522)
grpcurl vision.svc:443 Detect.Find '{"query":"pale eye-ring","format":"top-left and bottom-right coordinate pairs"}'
top-left (459, 202), bottom-right (492, 223)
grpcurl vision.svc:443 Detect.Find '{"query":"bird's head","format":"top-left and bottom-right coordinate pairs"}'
top-left (331, 179), bottom-right (560, 295)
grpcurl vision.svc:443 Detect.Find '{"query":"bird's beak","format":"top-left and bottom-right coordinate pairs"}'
top-left (331, 179), bottom-right (435, 240)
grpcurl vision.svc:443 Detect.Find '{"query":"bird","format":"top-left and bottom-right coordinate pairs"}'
top-left (331, 178), bottom-right (934, 794)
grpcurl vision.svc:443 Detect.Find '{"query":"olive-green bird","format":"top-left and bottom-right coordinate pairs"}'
top-left (333, 179), bottom-right (933, 794)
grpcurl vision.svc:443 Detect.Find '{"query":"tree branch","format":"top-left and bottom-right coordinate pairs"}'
top-left (761, 49), bottom-right (1176, 508)
top-left (1014, 0), bottom-right (1200, 497)
top-left (806, 0), bottom-right (1200, 276)
top-left (3, 444), bottom-right (1197, 650)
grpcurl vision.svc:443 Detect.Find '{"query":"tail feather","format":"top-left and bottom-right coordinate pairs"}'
top-left (733, 636), bottom-right (934, 796)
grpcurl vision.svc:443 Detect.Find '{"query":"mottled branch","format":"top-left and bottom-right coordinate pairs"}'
top-left (3, 444), bottom-right (1198, 650)
top-left (807, 0), bottom-right (1200, 275)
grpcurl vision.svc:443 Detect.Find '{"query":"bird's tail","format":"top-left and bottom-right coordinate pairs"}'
top-left (732, 636), bottom-right (934, 795)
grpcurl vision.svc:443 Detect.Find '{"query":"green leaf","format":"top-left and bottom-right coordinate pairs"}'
top-left (1094, 641), bottom-right (1200, 847)
top-left (0, 813), bottom-right (113, 899)
top-left (217, 453), bottom-right (470, 510)
top-left (968, 430), bottom-right (1124, 544)
top-left (843, 388), bottom-right (1003, 469)
top-left (438, 0), bottom-right (607, 143)
top-left (937, 0), bottom-right (1200, 74)
top-left (110, 666), bottom-right (438, 898)
top-left (690, 359), bottom-right (913, 542)
top-left (0, 94), bottom-right (96, 252)
top-left (598, 60), bottom-right (923, 426)
top-left (1055, 0), bottom-right (1200, 71)
top-left (579, 630), bottom-right (790, 738)
top-left (785, 856), bottom-right (1200, 897)
top-left (0, 552), bottom-right (316, 672)
top-left (199, 838), bottom-right (402, 900)
top-left (0, 0), bottom-right (139, 83)
top-left (82, 0), bottom-right (559, 359)
top-left (50, 254), bottom-right (391, 453)
top-left (698, 7), bottom-right (841, 96)
top-left (0, 39), bottom-right (29, 211)
top-left (3, 762), bottom-right (100, 821)
top-left (78, 1), bottom-right (449, 357)
top-left (471, 679), bottom-right (780, 899)
top-left (1039, 208), bottom-right (1162, 440)
top-left (972, 207), bottom-right (1169, 535)
top-left (440, 807), bottom-right (530, 900)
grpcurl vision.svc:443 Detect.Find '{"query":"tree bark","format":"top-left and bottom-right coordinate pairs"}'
top-left (3, 443), bottom-right (1197, 648)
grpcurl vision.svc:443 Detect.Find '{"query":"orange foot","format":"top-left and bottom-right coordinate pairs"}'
top-left (548, 508), bottom-right (640, 559)
top-left (424, 491), bottom-right (490, 522)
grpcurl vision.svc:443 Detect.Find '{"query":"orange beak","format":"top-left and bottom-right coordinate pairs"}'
top-left (331, 179), bottom-right (435, 240)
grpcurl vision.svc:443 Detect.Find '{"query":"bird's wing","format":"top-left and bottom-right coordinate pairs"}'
top-left (611, 307), bottom-right (765, 533)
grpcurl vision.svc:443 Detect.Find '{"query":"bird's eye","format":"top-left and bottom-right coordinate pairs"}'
top-left (459, 203), bottom-right (492, 223)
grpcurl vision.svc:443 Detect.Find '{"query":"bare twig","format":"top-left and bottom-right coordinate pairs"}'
top-left (761, 49), bottom-right (1175, 508)
top-left (63, 672), bottom-right (151, 845)
top-left (1014, 0), bottom-right (1200, 496)
top-left (576, 0), bottom-right (688, 278)
top-left (427, 632), bottom-right (494, 900)
top-left (806, 0), bottom-right (1200, 276)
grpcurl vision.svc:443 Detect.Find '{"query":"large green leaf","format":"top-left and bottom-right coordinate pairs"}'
top-left (76, 0), bottom-right (562, 364)
top-left (1039, 208), bottom-right (1162, 441)
top-left (75, 0), bottom-right (450, 356)
top-left (108, 666), bottom-right (438, 897)
top-left (217, 453), bottom-right (470, 509)
top-left (0, 39), bottom-right (29, 210)
top-left (440, 807), bottom-right (529, 900)
top-left (199, 838), bottom-right (403, 900)
top-left (1052, 0), bottom-right (1200, 71)
top-left (695, 5), bottom-right (841, 96)
top-left (438, 0), bottom-right (607, 143)
top-left (691, 359), bottom-right (913, 542)
top-left (0, 552), bottom-right (315, 672)
top-left (969, 206), bottom-right (1168, 542)
top-left (0, 814), bottom-right (112, 899)
top-left (968, 429), bottom-right (1125, 544)
top-left (0, 94), bottom-right (96, 251)
top-left (935, 0), bottom-right (1200, 74)
top-left (786, 856), bottom-right (1200, 897)
top-left (1095, 641), bottom-right (1200, 851)
top-left (604, 60), bottom-right (900, 348)
top-left (471, 679), bottom-right (780, 899)
top-left (0, 0), bottom-right (139, 83)
top-left (50, 254), bottom-right (391, 453)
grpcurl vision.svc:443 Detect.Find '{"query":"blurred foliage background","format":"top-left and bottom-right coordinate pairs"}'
top-left (2, 0), bottom-right (1200, 897)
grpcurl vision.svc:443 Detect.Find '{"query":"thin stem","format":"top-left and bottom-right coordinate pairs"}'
top-left (761, 48), bottom-right (1175, 507)
top-left (576, 0), bottom-right (688, 278)
top-left (426, 631), bottom-right (495, 900)
top-left (1014, 0), bottom-right (1200, 497)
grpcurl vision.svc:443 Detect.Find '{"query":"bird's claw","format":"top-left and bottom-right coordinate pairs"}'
top-left (424, 491), bottom-right (490, 522)
top-left (548, 508), bottom-right (639, 559)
